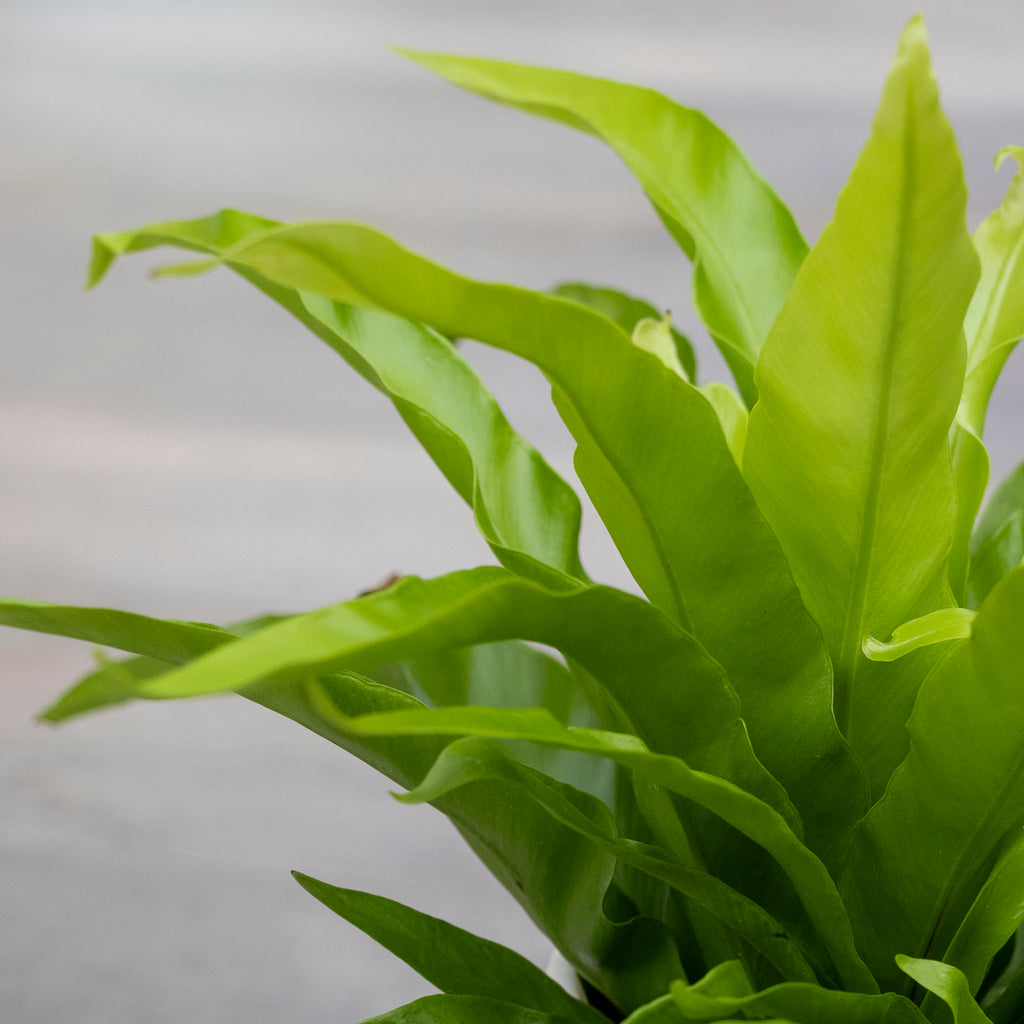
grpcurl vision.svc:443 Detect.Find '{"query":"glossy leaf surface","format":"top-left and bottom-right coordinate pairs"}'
top-left (399, 49), bottom-right (807, 404)
top-left (840, 569), bottom-right (1024, 990)
top-left (91, 211), bottom-right (586, 589)
top-left (88, 209), bottom-right (865, 864)
top-left (743, 18), bottom-right (977, 793)
top-left (0, 598), bottom-right (228, 667)
top-left (19, 566), bottom-right (802, 929)
top-left (50, 570), bottom-right (790, 816)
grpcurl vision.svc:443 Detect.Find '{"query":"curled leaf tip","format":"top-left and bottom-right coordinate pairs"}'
top-left (863, 607), bottom-right (975, 662)
top-left (995, 144), bottom-right (1024, 172)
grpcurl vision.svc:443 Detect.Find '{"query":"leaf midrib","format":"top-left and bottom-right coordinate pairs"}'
top-left (835, 88), bottom-right (916, 733)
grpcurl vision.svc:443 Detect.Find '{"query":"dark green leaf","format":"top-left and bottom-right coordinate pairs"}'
top-left (896, 958), bottom-right (992, 1024)
top-left (380, 735), bottom-right (816, 986)
top-left (929, 830), bottom-right (1024, 1003)
top-left (358, 993), bottom-right (581, 1024)
top-left (840, 568), bottom-right (1024, 991)
top-left (338, 705), bottom-right (874, 993)
top-left (292, 874), bottom-right (610, 1023)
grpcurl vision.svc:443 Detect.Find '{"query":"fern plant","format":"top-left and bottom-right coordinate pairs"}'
top-left (6, 16), bottom-right (1024, 1024)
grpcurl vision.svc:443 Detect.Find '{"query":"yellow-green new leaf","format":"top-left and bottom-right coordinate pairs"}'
top-left (862, 607), bottom-right (974, 663)
top-left (399, 50), bottom-right (807, 406)
top-left (552, 282), bottom-right (697, 382)
top-left (960, 146), bottom-right (1024, 438)
top-left (948, 143), bottom-right (1024, 596)
top-left (896, 958), bottom-right (993, 1024)
top-left (743, 18), bottom-right (978, 793)
top-left (670, 963), bottom-right (927, 1024)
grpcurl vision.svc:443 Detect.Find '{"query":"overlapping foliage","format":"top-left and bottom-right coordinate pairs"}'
top-left (8, 16), bottom-right (1024, 1023)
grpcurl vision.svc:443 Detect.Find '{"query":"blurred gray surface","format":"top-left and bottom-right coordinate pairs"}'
top-left (3, 2), bottom-right (1023, 1021)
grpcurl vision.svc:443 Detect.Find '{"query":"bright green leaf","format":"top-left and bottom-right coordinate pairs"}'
top-left (0, 600), bottom-right (236, 720)
top-left (88, 210), bottom-right (866, 869)
top-left (743, 17), bottom-right (978, 795)
top-left (631, 313), bottom-right (689, 381)
top-left (398, 49), bottom-right (807, 404)
top-left (91, 212), bottom-right (587, 589)
top-left (697, 383), bottom-right (748, 468)
top-left (950, 423), bottom-right (991, 604)
top-left (17, 618), bottom-right (693, 1010)
top-left (862, 607), bottom-right (975, 663)
top-left (25, 568), bottom-right (805, 941)
top-left (52, 570), bottom-right (792, 822)
top-left (960, 146), bottom-right (1024, 438)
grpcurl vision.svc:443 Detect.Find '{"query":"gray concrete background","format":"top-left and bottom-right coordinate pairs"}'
top-left (3, 2), bottom-right (1023, 1021)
